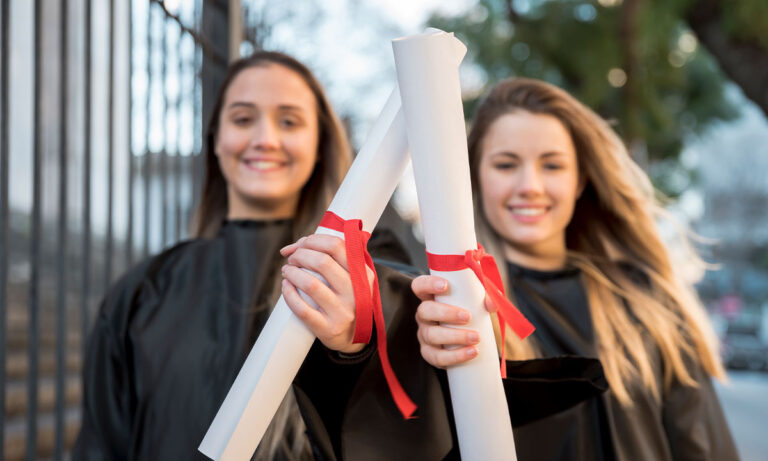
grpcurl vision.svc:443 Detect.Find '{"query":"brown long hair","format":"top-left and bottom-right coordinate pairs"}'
top-left (191, 52), bottom-right (352, 460)
top-left (468, 78), bottom-right (724, 404)
top-left (192, 51), bottom-right (352, 240)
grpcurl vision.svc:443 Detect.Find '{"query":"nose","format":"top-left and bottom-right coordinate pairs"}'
top-left (251, 119), bottom-right (280, 151)
top-left (516, 164), bottom-right (545, 197)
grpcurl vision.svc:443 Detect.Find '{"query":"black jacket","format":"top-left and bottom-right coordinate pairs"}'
top-left (73, 220), bottom-right (606, 460)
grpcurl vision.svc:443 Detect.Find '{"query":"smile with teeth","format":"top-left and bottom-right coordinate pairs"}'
top-left (243, 159), bottom-right (286, 171)
top-left (509, 206), bottom-right (549, 216)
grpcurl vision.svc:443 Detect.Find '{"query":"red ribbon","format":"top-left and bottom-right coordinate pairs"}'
top-left (426, 245), bottom-right (535, 378)
top-left (318, 211), bottom-right (417, 419)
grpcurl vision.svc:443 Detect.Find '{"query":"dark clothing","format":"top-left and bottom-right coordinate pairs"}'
top-left (73, 219), bottom-right (607, 461)
top-left (74, 220), bottom-right (296, 460)
top-left (298, 261), bottom-right (738, 461)
top-left (73, 220), bottom-right (409, 460)
top-left (294, 262), bottom-right (608, 461)
top-left (505, 262), bottom-right (738, 461)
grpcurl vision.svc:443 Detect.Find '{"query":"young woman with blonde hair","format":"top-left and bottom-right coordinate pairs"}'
top-left (412, 78), bottom-right (738, 460)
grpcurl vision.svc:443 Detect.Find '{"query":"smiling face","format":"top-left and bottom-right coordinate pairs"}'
top-left (478, 110), bottom-right (582, 268)
top-left (214, 63), bottom-right (319, 220)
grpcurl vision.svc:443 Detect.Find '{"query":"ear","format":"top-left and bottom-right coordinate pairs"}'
top-left (212, 134), bottom-right (220, 157)
top-left (576, 173), bottom-right (587, 198)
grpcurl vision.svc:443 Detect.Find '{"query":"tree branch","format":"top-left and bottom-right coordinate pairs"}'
top-left (686, 0), bottom-right (768, 118)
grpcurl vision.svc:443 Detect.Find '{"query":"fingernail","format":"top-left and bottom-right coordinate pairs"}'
top-left (466, 347), bottom-right (477, 358)
top-left (468, 331), bottom-right (479, 343)
top-left (436, 280), bottom-right (447, 291)
top-left (281, 265), bottom-right (287, 275)
top-left (458, 310), bottom-right (470, 322)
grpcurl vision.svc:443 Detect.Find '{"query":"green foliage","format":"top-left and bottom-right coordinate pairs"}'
top-left (428, 0), bottom-right (740, 196)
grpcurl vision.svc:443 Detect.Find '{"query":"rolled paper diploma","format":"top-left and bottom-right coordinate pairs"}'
top-left (199, 88), bottom-right (410, 461)
top-left (393, 30), bottom-right (518, 461)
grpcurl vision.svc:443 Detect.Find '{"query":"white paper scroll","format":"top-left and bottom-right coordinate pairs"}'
top-left (393, 29), bottom-right (517, 461)
top-left (199, 88), bottom-right (410, 460)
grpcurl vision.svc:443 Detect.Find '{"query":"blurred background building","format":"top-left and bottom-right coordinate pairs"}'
top-left (1, 0), bottom-right (766, 459)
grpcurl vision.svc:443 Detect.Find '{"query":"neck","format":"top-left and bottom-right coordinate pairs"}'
top-left (227, 193), bottom-right (299, 221)
top-left (503, 240), bottom-right (567, 271)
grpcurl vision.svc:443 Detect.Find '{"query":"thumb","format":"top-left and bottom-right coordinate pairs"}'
top-left (484, 295), bottom-right (498, 313)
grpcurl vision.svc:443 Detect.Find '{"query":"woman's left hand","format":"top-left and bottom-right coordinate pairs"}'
top-left (280, 234), bottom-right (369, 354)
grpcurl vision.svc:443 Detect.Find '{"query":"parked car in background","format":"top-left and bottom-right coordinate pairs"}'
top-left (722, 323), bottom-right (768, 371)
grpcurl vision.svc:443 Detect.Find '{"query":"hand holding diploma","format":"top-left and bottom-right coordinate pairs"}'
top-left (279, 234), bottom-right (369, 355)
top-left (393, 29), bottom-right (533, 461)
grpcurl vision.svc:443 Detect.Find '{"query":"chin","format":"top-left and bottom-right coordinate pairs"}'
top-left (505, 232), bottom-right (551, 248)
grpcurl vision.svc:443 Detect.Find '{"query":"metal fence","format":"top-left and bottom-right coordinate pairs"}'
top-left (0, 0), bottom-right (229, 458)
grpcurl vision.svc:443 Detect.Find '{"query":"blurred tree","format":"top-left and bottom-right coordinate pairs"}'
top-left (685, 0), bottom-right (768, 119)
top-left (428, 0), bottom-right (766, 195)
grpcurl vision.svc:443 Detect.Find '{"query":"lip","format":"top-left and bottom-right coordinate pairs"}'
top-left (240, 157), bottom-right (289, 173)
top-left (506, 204), bottom-right (551, 223)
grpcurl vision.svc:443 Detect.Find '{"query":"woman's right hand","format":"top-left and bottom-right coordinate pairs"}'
top-left (412, 275), bottom-right (484, 368)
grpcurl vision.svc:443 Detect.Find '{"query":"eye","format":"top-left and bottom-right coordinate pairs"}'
top-left (279, 115), bottom-right (302, 129)
top-left (544, 163), bottom-right (563, 170)
top-left (233, 117), bottom-right (252, 126)
top-left (493, 162), bottom-right (517, 171)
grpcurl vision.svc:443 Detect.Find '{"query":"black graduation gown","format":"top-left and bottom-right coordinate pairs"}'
top-left (73, 220), bottom-right (411, 460)
top-left (73, 220), bottom-right (297, 460)
top-left (505, 262), bottom-right (739, 461)
top-left (73, 219), bottom-right (607, 461)
top-left (293, 262), bottom-right (609, 461)
top-left (297, 261), bottom-right (739, 461)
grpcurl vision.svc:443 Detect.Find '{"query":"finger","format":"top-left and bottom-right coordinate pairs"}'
top-left (411, 275), bottom-right (449, 301)
top-left (293, 234), bottom-right (349, 270)
top-left (286, 248), bottom-right (350, 295)
top-left (420, 344), bottom-right (478, 368)
top-left (282, 279), bottom-right (330, 334)
top-left (282, 264), bottom-right (343, 314)
top-left (279, 236), bottom-right (307, 257)
top-left (418, 324), bottom-right (479, 348)
top-left (415, 300), bottom-right (470, 325)
top-left (484, 295), bottom-right (498, 313)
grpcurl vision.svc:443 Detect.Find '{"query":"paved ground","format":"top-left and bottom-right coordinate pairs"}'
top-left (715, 370), bottom-right (768, 461)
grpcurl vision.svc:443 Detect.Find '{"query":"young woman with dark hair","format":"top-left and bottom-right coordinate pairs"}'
top-left (73, 51), bottom-right (410, 461)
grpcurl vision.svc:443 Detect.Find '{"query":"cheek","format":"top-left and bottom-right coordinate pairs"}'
top-left (551, 175), bottom-right (580, 217)
top-left (215, 127), bottom-right (249, 158)
top-left (479, 169), bottom-right (510, 228)
top-left (287, 131), bottom-right (319, 168)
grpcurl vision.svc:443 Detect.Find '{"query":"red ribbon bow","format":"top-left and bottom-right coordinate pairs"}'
top-left (426, 245), bottom-right (535, 378)
top-left (318, 211), bottom-right (417, 419)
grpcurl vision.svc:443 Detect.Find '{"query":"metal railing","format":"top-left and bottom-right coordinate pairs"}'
top-left (0, 0), bottom-right (226, 458)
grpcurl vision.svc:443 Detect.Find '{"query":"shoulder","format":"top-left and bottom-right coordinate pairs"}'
top-left (96, 238), bottom-right (218, 327)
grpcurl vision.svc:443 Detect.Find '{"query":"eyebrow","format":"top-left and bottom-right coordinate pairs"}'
top-left (490, 151), bottom-right (567, 159)
top-left (225, 101), bottom-right (308, 112)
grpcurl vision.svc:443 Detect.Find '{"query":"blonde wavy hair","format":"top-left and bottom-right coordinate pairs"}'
top-left (467, 78), bottom-right (724, 404)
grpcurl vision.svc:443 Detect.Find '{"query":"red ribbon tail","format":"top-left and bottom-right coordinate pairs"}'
top-left (320, 211), bottom-right (417, 418)
top-left (344, 220), bottom-right (373, 344)
top-left (465, 248), bottom-right (536, 379)
top-left (369, 264), bottom-right (417, 419)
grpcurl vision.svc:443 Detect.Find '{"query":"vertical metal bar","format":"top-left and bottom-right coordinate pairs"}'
top-left (192, 0), bottom-right (202, 217)
top-left (27, 0), bottom-right (43, 457)
top-left (54, 0), bottom-right (69, 458)
top-left (175, 29), bottom-right (182, 242)
top-left (105, 0), bottom-right (115, 290)
top-left (160, 15), bottom-right (168, 247)
top-left (82, 0), bottom-right (92, 360)
top-left (0, 0), bottom-right (11, 457)
top-left (126, 0), bottom-right (134, 267)
top-left (143, 1), bottom-right (151, 259)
